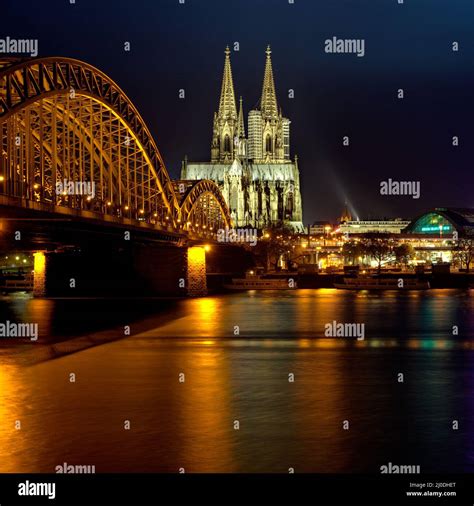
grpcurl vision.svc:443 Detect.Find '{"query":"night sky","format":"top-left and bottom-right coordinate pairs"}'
top-left (3, 0), bottom-right (474, 223)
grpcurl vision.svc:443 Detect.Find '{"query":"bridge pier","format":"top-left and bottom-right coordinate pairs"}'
top-left (31, 244), bottom-right (208, 298)
top-left (33, 251), bottom-right (47, 297)
top-left (186, 246), bottom-right (207, 296)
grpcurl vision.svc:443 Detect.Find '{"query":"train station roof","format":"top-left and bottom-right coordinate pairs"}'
top-left (404, 208), bottom-right (474, 236)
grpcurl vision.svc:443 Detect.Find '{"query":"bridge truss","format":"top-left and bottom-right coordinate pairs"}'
top-left (0, 57), bottom-right (232, 236)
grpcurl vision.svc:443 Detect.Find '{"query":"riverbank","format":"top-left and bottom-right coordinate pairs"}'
top-left (210, 271), bottom-right (474, 290)
top-left (298, 272), bottom-right (474, 289)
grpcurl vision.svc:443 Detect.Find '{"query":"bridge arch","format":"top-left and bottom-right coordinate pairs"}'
top-left (0, 57), bottom-right (231, 234)
top-left (174, 179), bottom-right (233, 235)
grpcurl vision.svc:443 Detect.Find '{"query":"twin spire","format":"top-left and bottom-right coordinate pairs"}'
top-left (217, 45), bottom-right (279, 122)
top-left (212, 45), bottom-right (287, 164)
top-left (260, 45), bottom-right (278, 119)
top-left (218, 46), bottom-right (237, 120)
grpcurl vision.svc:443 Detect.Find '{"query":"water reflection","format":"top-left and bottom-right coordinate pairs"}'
top-left (0, 289), bottom-right (473, 472)
top-left (0, 364), bottom-right (29, 472)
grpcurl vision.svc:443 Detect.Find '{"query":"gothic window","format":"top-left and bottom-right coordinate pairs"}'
top-left (265, 135), bottom-right (272, 153)
top-left (265, 184), bottom-right (271, 216)
top-left (277, 186), bottom-right (284, 221)
top-left (286, 192), bottom-right (294, 219)
top-left (224, 135), bottom-right (231, 153)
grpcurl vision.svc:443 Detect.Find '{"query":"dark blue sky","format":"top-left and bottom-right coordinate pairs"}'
top-left (3, 0), bottom-right (474, 223)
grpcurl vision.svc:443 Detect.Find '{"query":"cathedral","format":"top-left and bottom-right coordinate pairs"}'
top-left (181, 46), bottom-right (304, 231)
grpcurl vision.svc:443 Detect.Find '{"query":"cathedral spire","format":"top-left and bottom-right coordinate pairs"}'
top-left (237, 96), bottom-right (245, 138)
top-left (218, 46), bottom-right (237, 120)
top-left (260, 45), bottom-right (278, 119)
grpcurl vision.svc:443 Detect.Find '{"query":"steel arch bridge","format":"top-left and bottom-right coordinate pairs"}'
top-left (0, 57), bottom-right (232, 237)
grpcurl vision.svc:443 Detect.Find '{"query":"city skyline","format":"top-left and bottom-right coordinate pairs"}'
top-left (2, 3), bottom-right (474, 503)
top-left (3, 0), bottom-right (473, 223)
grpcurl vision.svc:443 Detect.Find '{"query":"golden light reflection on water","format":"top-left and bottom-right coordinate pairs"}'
top-left (200, 340), bottom-right (217, 346)
top-left (0, 365), bottom-right (28, 472)
top-left (176, 344), bottom-right (234, 471)
top-left (186, 296), bottom-right (221, 337)
top-left (0, 289), bottom-right (473, 472)
top-left (27, 299), bottom-right (55, 341)
top-left (4, 296), bottom-right (54, 341)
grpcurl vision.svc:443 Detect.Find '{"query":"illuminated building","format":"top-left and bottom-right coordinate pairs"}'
top-left (339, 219), bottom-right (411, 235)
top-left (401, 208), bottom-right (474, 265)
top-left (310, 221), bottom-right (333, 235)
top-left (404, 208), bottom-right (474, 236)
top-left (181, 46), bottom-right (304, 231)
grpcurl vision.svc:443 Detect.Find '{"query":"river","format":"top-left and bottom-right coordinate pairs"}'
top-left (0, 289), bottom-right (473, 473)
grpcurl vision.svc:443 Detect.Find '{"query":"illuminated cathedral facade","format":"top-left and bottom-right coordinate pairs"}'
top-left (181, 46), bottom-right (304, 231)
